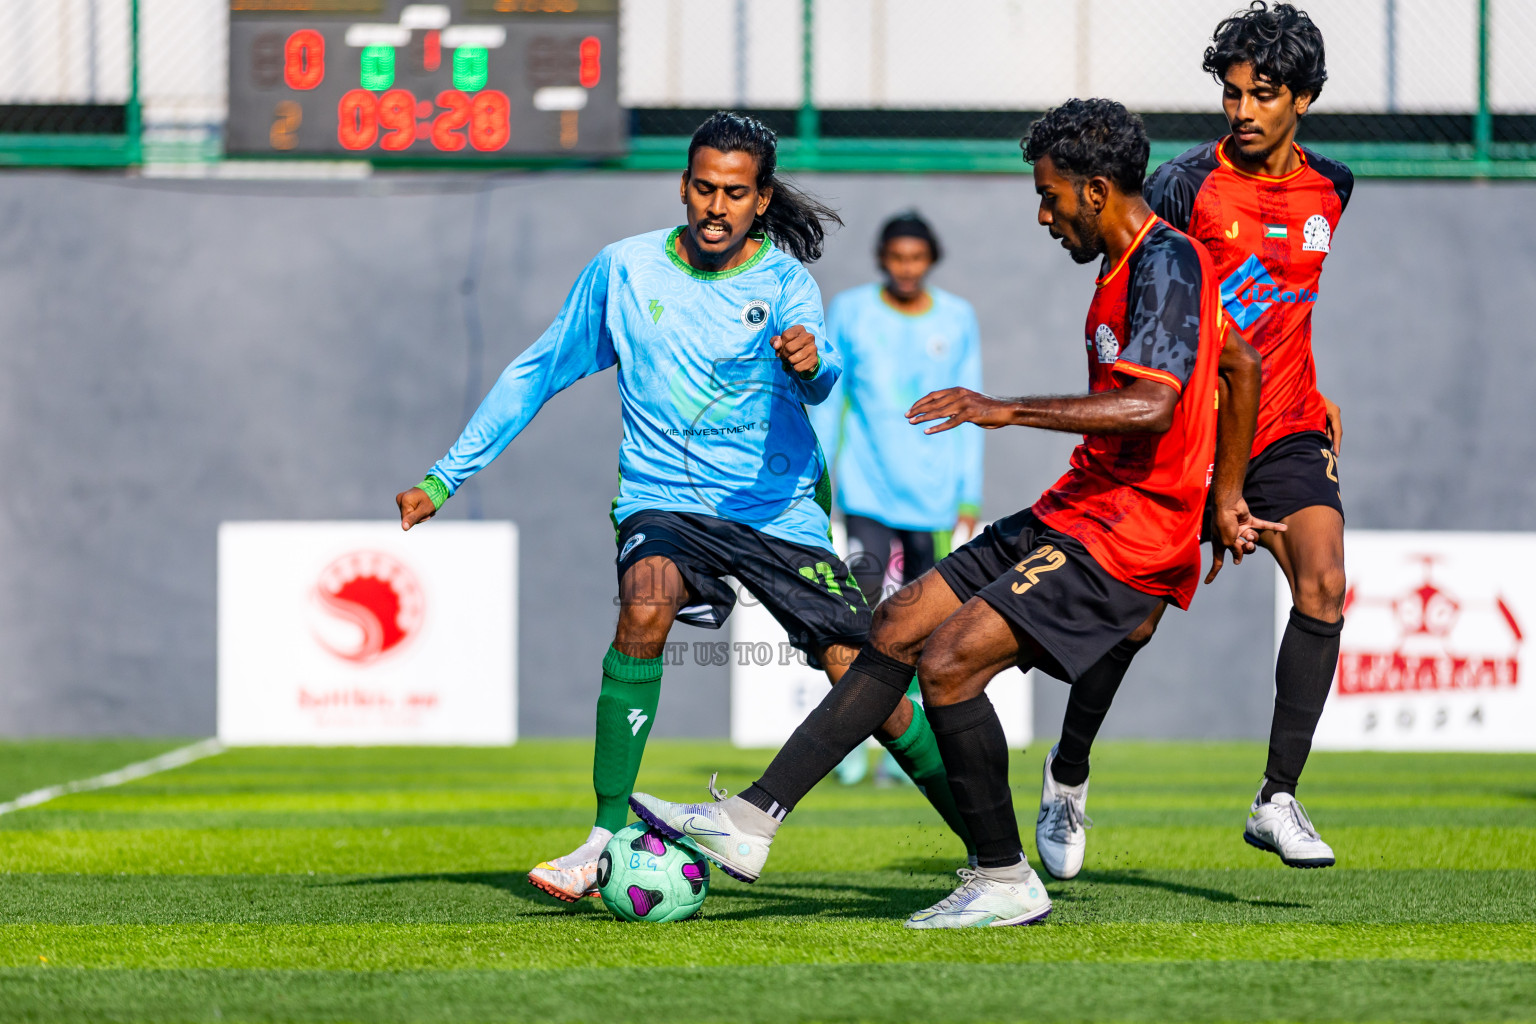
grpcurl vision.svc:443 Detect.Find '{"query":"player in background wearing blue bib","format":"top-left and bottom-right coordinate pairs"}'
top-left (812, 214), bottom-right (985, 787)
top-left (395, 113), bottom-right (972, 900)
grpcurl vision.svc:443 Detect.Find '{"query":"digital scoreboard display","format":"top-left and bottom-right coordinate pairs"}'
top-left (227, 1), bottom-right (624, 159)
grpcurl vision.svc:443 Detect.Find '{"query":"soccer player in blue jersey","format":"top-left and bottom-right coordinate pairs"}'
top-left (813, 213), bottom-right (983, 605)
top-left (813, 214), bottom-right (983, 795)
top-left (395, 112), bottom-right (970, 901)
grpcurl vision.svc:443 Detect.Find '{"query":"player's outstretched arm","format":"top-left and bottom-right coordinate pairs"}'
top-left (1205, 328), bottom-right (1284, 583)
top-left (906, 378), bottom-right (1178, 436)
top-left (399, 249), bottom-right (618, 526)
top-left (397, 487), bottom-right (437, 531)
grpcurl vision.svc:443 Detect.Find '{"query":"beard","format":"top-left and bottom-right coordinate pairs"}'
top-left (1230, 128), bottom-right (1283, 165)
top-left (1062, 205), bottom-right (1104, 265)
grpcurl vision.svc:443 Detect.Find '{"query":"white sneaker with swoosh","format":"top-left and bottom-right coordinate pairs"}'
top-left (629, 776), bottom-right (772, 882)
top-left (904, 866), bottom-right (1053, 929)
top-left (1243, 784), bottom-right (1336, 868)
top-left (1036, 744), bottom-right (1091, 880)
top-left (527, 825), bottom-right (611, 902)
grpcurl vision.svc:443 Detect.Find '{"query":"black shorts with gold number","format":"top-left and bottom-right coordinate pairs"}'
top-left (615, 509), bottom-right (872, 657)
top-left (934, 510), bottom-right (1163, 683)
top-left (1241, 429), bottom-right (1344, 525)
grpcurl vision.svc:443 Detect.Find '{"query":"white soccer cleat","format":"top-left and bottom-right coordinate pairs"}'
top-left (527, 825), bottom-right (613, 902)
top-left (1243, 785), bottom-right (1336, 868)
top-left (629, 775), bottom-right (773, 883)
top-left (904, 865), bottom-right (1053, 929)
top-left (1035, 744), bottom-right (1091, 880)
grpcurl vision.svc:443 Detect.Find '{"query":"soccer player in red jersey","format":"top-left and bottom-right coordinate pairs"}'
top-left (1036, 3), bottom-right (1352, 878)
top-left (629, 99), bottom-right (1274, 927)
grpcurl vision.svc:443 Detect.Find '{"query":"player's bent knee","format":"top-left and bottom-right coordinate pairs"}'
top-left (1295, 566), bottom-right (1347, 620)
top-left (868, 596), bottom-right (927, 664)
top-left (915, 639), bottom-right (976, 707)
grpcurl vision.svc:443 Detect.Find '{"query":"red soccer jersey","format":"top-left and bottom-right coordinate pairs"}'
top-left (1147, 137), bottom-right (1354, 457)
top-left (1032, 216), bottom-right (1225, 609)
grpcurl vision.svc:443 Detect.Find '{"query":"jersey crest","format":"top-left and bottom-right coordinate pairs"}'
top-left (739, 299), bottom-right (771, 331)
top-left (1302, 213), bottom-right (1332, 252)
top-left (1093, 323), bottom-right (1120, 364)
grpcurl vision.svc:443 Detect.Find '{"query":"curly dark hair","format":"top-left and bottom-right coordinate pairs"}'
top-left (687, 111), bottom-right (842, 263)
top-left (1021, 98), bottom-right (1149, 196)
top-left (1203, 2), bottom-right (1328, 102)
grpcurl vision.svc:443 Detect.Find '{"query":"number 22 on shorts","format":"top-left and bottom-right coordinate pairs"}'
top-left (1011, 544), bottom-right (1065, 594)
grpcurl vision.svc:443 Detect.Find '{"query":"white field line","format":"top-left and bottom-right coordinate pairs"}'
top-left (0, 738), bottom-right (225, 817)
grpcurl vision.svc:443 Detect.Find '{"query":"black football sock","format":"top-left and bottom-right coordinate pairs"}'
top-left (742, 645), bottom-right (916, 819)
top-left (1051, 636), bottom-right (1150, 787)
top-left (1261, 609), bottom-right (1344, 803)
top-left (925, 695), bottom-right (1023, 869)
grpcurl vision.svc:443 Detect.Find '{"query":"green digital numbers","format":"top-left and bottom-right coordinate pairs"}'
top-left (360, 45), bottom-right (395, 90)
top-left (453, 47), bottom-right (490, 91)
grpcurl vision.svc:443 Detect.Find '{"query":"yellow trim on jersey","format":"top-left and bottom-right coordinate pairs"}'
top-left (1113, 359), bottom-right (1185, 394)
top-left (1096, 214), bottom-right (1162, 288)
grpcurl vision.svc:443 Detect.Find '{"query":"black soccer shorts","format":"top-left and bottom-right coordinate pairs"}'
top-left (1241, 429), bottom-right (1344, 524)
top-left (615, 509), bottom-right (872, 657)
top-left (934, 509), bottom-right (1164, 683)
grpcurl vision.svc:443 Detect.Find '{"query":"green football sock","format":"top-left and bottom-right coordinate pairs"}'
top-left (592, 646), bottom-right (663, 833)
top-left (881, 694), bottom-right (977, 857)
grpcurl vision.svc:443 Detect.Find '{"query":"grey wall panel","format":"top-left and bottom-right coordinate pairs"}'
top-left (0, 171), bottom-right (1530, 739)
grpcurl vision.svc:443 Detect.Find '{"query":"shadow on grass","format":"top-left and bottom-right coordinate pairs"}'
top-left (695, 878), bottom-right (950, 922)
top-left (1072, 870), bottom-right (1309, 909)
top-left (331, 870), bottom-right (949, 923)
top-left (329, 872), bottom-right (608, 914)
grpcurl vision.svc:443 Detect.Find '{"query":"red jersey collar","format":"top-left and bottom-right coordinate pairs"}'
top-left (1095, 213), bottom-right (1161, 287)
top-left (1215, 135), bottom-right (1309, 183)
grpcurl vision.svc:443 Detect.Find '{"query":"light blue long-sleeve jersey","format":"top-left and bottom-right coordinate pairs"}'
top-left (810, 283), bottom-right (983, 532)
top-left (427, 227), bottom-right (840, 551)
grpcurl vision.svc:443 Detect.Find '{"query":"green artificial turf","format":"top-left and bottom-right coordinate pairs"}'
top-left (0, 739), bottom-right (1532, 1022)
top-left (0, 739), bottom-right (193, 804)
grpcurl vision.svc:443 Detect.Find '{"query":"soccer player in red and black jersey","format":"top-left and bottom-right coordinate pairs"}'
top-left (628, 99), bottom-right (1273, 928)
top-left (1036, 2), bottom-right (1352, 879)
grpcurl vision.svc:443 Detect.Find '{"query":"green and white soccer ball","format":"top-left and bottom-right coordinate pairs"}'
top-left (596, 822), bottom-right (710, 922)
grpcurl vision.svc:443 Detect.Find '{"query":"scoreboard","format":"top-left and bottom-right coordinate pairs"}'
top-left (227, 1), bottom-right (624, 159)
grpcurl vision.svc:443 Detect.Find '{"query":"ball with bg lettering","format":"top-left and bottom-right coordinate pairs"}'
top-left (596, 823), bottom-right (710, 922)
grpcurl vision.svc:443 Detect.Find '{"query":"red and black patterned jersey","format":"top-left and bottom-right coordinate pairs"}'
top-left (1146, 137), bottom-right (1353, 457)
top-left (1032, 216), bottom-right (1225, 608)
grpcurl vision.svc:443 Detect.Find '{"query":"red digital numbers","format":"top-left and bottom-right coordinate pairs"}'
top-left (433, 90), bottom-right (470, 151)
top-left (470, 90), bottom-right (511, 151)
top-left (336, 88), bottom-right (510, 153)
top-left (578, 36), bottom-right (601, 88)
top-left (378, 89), bottom-right (416, 151)
top-left (337, 89), bottom-right (377, 150)
top-left (284, 29), bottom-right (325, 90)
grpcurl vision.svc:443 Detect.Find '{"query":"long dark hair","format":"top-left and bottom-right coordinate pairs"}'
top-left (687, 111), bottom-right (842, 263)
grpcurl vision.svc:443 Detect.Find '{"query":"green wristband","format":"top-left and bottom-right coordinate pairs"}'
top-left (419, 475), bottom-right (450, 510)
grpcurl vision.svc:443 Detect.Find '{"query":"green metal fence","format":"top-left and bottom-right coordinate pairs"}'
top-left (623, 0), bottom-right (1536, 179)
top-left (0, 0), bottom-right (141, 166)
top-left (2, 0), bottom-right (1535, 176)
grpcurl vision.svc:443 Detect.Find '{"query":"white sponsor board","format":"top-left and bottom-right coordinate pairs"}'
top-left (729, 595), bottom-right (1033, 749)
top-left (219, 521), bottom-right (517, 745)
top-left (1276, 530), bottom-right (1533, 751)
